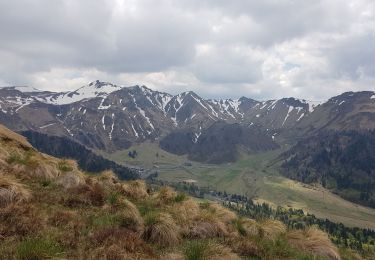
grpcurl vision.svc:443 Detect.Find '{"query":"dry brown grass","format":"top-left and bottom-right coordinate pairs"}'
top-left (0, 124), bottom-right (32, 149)
top-left (208, 203), bottom-right (237, 224)
top-left (183, 240), bottom-right (241, 260)
top-left (154, 186), bottom-right (177, 205)
top-left (49, 210), bottom-right (76, 227)
top-left (206, 243), bottom-right (241, 260)
top-left (259, 219), bottom-right (287, 240)
top-left (168, 198), bottom-right (200, 227)
top-left (183, 202), bottom-right (238, 239)
top-left (142, 212), bottom-right (180, 247)
top-left (117, 198), bottom-right (144, 233)
top-left (163, 252), bottom-right (185, 260)
top-left (0, 174), bottom-right (31, 207)
top-left (230, 238), bottom-right (261, 258)
top-left (56, 171), bottom-right (86, 189)
top-left (63, 182), bottom-right (106, 207)
top-left (0, 204), bottom-right (43, 237)
top-left (236, 217), bottom-right (260, 237)
top-left (185, 216), bottom-right (228, 239)
top-left (120, 180), bottom-right (149, 201)
top-left (287, 226), bottom-right (341, 260)
top-left (89, 227), bottom-right (154, 259)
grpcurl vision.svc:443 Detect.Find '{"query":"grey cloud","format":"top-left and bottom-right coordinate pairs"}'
top-left (0, 0), bottom-right (374, 100)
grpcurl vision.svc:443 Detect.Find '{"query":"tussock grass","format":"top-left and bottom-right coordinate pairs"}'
top-left (185, 218), bottom-right (228, 239)
top-left (168, 198), bottom-right (200, 227)
top-left (230, 237), bottom-right (261, 258)
top-left (287, 226), bottom-right (341, 259)
top-left (121, 180), bottom-right (149, 200)
top-left (89, 227), bottom-right (154, 258)
top-left (57, 160), bottom-right (74, 172)
top-left (259, 219), bottom-right (287, 240)
top-left (56, 171), bottom-right (85, 189)
top-left (117, 198), bottom-right (144, 233)
top-left (0, 174), bottom-right (31, 207)
top-left (208, 203), bottom-right (237, 224)
top-left (142, 212), bottom-right (180, 247)
top-left (98, 170), bottom-right (119, 191)
top-left (155, 186), bottom-right (177, 204)
top-left (184, 202), bottom-right (236, 239)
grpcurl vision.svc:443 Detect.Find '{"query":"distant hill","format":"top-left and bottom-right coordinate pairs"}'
top-left (280, 130), bottom-right (375, 208)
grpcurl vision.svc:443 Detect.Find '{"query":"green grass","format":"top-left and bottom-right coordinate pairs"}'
top-left (174, 193), bottom-right (187, 203)
top-left (89, 213), bottom-right (121, 227)
top-left (58, 160), bottom-right (73, 172)
top-left (16, 237), bottom-right (63, 260)
top-left (182, 240), bottom-right (211, 260)
top-left (106, 192), bottom-right (120, 206)
top-left (6, 150), bottom-right (38, 168)
top-left (99, 141), bottom-right (186, 168)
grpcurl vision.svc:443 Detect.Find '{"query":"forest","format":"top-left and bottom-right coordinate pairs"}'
top-left (280, 130), bottom-right (375, 208)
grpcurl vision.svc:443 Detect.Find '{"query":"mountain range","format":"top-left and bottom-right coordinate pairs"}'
top-left (1, 80), bottom-right (374, 153)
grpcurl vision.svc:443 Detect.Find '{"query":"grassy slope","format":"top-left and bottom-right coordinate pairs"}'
top-left (102, 144), bottom-right (375, 230)
top-left (1, 125), bottom-right (345, 259)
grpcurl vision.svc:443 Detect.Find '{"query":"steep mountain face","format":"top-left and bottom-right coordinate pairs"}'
top-left (0, 81), bottom-right (374, 155)
top-left (160, 121), bottom-right (279, 164)
top-left (294, 91), bottom-right (375, 134)
top-left (189, 121), bottom-right (279, 163)
top-left (280, 130), bottom-right (375, 208)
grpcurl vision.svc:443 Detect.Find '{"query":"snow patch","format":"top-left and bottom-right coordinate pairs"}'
top-left (282, 106), bottom-right (294, 126)
top-left (39, 123), bottom-right (56, 129)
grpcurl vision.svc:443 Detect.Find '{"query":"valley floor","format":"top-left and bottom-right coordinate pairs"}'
top-left (102, 143), bottom-right (375, 231)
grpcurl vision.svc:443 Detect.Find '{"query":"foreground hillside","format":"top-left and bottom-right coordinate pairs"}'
top-left (0, 124), bottom-right (351, 259)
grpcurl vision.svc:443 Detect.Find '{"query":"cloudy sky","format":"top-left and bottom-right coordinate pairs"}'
top-left (0, 0), bottom-right (374, 100)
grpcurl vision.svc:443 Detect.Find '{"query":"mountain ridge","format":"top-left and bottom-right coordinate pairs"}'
top-left (0, 80), bottom-right (374, 154)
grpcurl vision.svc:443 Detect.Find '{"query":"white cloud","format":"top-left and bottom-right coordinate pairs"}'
top-left (0, 0), bottom-right (374, 100)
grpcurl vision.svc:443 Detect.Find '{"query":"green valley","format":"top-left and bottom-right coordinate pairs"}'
top-left (102, 144), bottom-right (375, 231)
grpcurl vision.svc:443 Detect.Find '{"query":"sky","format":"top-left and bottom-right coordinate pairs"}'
top-left (0, 0), bottom-right (374, 100)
